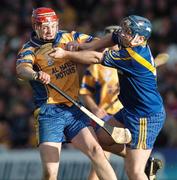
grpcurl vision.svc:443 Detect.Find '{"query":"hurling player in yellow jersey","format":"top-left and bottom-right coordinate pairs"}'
top-left (15, 7), bottom-right (126, 180)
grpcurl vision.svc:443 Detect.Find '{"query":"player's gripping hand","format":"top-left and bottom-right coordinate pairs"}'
top-left (92, 107), bottom-right (108, 119)
top-left (49, 48), bottom-right (67, 59)
top-left (34, 71), bottom-right (50, 84)
top-left (65, 41), bottom-right (80, 51)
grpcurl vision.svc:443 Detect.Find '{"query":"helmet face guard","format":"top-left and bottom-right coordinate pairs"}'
top-left (32, 7), bottom-right (59, 41)
top-left (119, 18), bottom-right (135, 46)
top-left (120, 18), bottom-right (135, 37)
top-left (104, 25), bottom-right (121, 34)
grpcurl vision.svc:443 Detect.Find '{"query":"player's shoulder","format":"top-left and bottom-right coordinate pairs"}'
top-left (69, 30), bottom-right (93, 41)
top-left (57, 30), bottom-right (93, 44)
top-left (21, 41), bottom-right (36, 51)
top-left (60, 30), bottom-right (88, 37)
top-left (58, 30), bottom-right (68, 34)
top-left (58, 30), bottom-right (76, 36)
top-left (18, 41), bottom-right (36, 58)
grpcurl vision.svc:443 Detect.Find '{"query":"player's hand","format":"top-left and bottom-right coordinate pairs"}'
top-left (154, 53), bottom-right (169, 67)
top-left (65, 41), bottom-right (80, 51)
top-left (92, 108), bottom-right (108, 119)
top-left (49, 48), bottom-right (67, 59)
top-left (37, 71), bottom-right (50, 84)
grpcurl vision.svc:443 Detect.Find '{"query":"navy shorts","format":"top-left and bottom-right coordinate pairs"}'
top-left (34, 104), bottom-right (90, 144)
top-left (114, 108), bottom-right (166, 149)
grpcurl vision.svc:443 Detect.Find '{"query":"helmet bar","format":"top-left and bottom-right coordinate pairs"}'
top-left (104, 25), bottom-right (121, 34)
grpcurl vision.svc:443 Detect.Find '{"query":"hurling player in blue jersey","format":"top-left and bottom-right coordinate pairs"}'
top-left (50, 15), bottom-right (166, 180)
top-left (16, 7), bottom-right (121, 180)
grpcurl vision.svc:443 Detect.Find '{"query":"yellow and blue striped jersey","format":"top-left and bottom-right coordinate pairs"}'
top-left (102, 45), bottom-right (164, 116)
top-left (80, 64), bottom-right (123, 115)
top-left (16, 31), bottom-right (93, 107)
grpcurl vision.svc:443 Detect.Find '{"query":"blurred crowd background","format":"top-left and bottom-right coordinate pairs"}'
top-left (0, 0), bottom-right (177, 149)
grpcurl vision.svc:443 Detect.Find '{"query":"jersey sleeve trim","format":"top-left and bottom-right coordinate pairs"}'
top-left (16, 59), bottom-right (33, 65)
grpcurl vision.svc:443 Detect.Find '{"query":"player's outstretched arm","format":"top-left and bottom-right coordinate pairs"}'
top-left (80, 34), bottom-right (114, 51)
top-left (66, 34), bottom-right (114, 51)
top-left (49, 48), bottom-right (104, 64)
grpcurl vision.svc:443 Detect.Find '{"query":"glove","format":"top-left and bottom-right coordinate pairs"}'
top-left (35, 43), bottom-right (54, 59)
top-left (112, 29), bottom-right (129, 48)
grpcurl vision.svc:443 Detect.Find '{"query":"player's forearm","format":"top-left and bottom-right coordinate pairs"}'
top-left (65, 50), bottom-right (104, 64)
top-left (79, 34), bottom-right (115, 51)
top-left (81, 94), bottom-right (100, 113)
top-left (81, 94), bottom-right (108, 118)
top-left (16, 64), bottom-right (38, 80)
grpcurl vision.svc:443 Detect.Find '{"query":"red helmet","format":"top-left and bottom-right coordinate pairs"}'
top-left (31, 7), bottom-right (59, 41)
top-left (32, 7), bottom-right (58, 26)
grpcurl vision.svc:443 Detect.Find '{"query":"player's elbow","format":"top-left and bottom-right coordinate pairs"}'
top-left (16, 64), bottom-right (32, 80)
top-left (16, 65), bottom-right (21, 76)
top-left (16, 66), bottom-right (24, 79)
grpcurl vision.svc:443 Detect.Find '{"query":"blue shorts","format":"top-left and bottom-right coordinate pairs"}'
top-left (114, 108), bottom-right (166, 149)
top-left (34, 104), bottom-right (90, 144)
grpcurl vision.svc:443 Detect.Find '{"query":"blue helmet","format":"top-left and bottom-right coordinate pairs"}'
top-left (120, 15), bottom-right (152, 40)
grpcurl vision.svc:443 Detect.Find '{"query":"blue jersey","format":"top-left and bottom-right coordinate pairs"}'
top-left (102, 45), bottom-right (164, 116)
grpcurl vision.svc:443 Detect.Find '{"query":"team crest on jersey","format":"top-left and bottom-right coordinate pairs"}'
top-left (46, 55), bottom-right (54, 66)
top-left (48, 58), bottom-right (54, 66)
